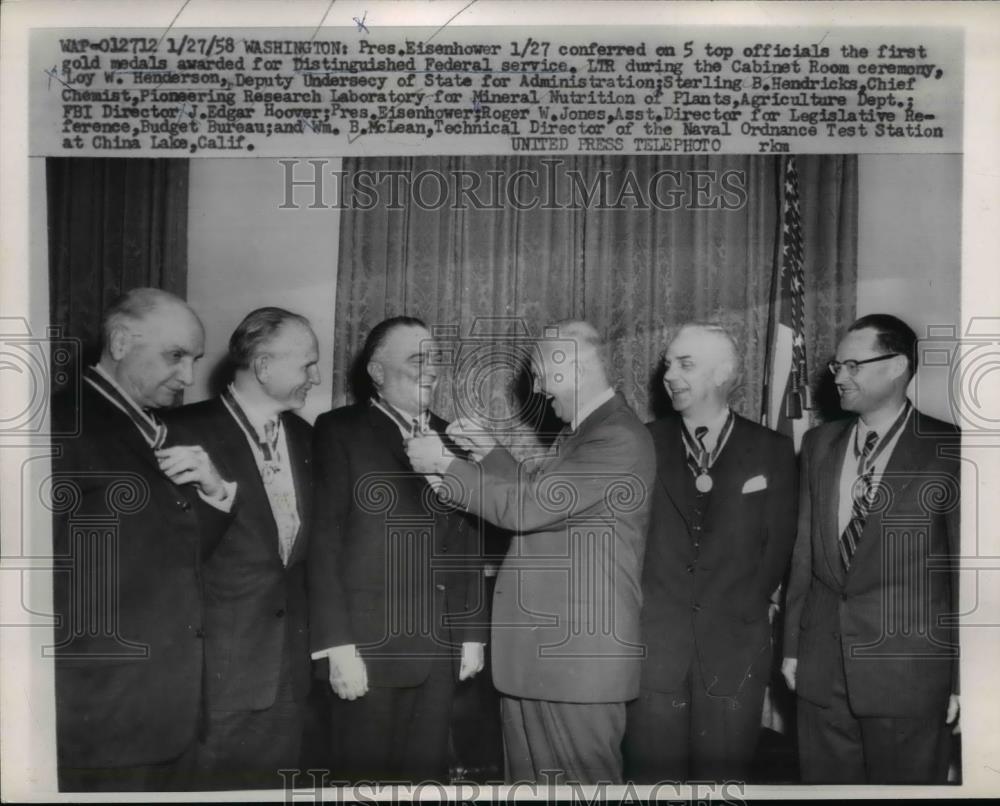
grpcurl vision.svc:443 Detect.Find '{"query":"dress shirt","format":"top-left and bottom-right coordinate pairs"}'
top-left (223, 384), bottom-right (300, 563)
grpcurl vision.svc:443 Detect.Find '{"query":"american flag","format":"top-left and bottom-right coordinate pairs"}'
top-left (762, 155), bottom-right (811, 449)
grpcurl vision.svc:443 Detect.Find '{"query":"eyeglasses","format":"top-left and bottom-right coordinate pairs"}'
top-left (827, 353), bottom-right (900, 376)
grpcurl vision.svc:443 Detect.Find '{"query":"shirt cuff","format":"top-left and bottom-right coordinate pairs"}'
top-left (199, 480), bottom-right (237, 513)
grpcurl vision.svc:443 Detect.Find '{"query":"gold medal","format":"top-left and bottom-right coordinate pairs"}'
top-left (695, 472), bottom-right (714, 493)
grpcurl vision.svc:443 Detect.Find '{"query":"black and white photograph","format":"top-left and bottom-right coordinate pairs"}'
top-left (1, 2), bottom-right (998, 802)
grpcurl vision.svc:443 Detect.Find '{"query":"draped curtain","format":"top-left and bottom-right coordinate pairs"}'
top-left (46, 158), bottom-right (190, 382)
top-left (333, 154), bottom-right (857, 427)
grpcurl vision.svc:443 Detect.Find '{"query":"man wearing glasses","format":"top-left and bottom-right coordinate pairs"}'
top-left (782, 314), bottom-right (960, 784)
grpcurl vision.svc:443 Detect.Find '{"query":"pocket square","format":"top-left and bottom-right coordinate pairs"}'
top-left (742, 475), bottom-right (768, 494)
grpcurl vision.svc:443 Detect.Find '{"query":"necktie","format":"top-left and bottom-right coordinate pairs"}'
top-left (838, 430), bottom-right (880, 570)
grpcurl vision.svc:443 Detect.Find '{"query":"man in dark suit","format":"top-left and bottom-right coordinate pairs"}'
top-left (50, 288), bottom-right (234, 791)
top-left (623, 323), bottom-right (797, 783)
top-left (308, 316), bottom-right (487, 782)
top-left (164, 308), bottom-right (320, 789)
top-left (408, 320), bottom-right (656, 785)
top-left (782, 313), bottom-right (960, 783)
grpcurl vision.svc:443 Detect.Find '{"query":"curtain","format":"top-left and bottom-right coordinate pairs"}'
top-left (333, 155), bottom-right (857, 426)
top-left (46, 158), bottom-right (190, 379)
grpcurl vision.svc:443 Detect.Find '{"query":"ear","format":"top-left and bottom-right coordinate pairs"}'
top-left (107, 325), bottom-right (131, 361)
top-left (367, 360), bottom-right (383, 387)
top-left (252, 354), bottom-right (269, 382)
top-left (711, 360), bottom-right (732, 389)
top-left (889, 354), bottom-right (911, 383)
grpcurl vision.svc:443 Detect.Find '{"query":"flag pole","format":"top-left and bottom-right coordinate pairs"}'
top-left (761, 155), bottom-right (788, 428)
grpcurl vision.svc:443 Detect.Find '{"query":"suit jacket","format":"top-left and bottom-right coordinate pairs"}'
top-left (307, 402), bottom-right (488, 688)
top-left (445, 393), bottom-right (656, 704)
top-left (163, 398), bottom-right (313, 711)
top-left (784, 410), bottom-right (960, 717)
top-left (50, 382), bottom-right (231, 769)
top-left (639, 414), bottom-right (797, 695)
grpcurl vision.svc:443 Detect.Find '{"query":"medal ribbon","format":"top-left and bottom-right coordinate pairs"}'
top-left (372, 397), bottom-right (428, 437)
top-left (854, 401), bottom-right (911, 473)
top-left (222, 388), bottom-right (280, 462)
top-left (84, 367), bottom-right (167, 449)
top-left (682, 409), bottom-right (735, 482)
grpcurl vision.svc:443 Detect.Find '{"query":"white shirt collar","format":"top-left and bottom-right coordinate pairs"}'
top-left (571, 386), bottom-right (616, 431)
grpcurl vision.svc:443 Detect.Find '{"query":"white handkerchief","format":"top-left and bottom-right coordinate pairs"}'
top-left (742, 474), bottom-right (768, 494)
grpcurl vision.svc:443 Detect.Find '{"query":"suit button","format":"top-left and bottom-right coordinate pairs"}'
top-left (435, 584), bottom-right (446, 592)
top-left (195, 628), bottom-right (205, 638)
top-left (693, 524), bottom-right (702, 532)
top-left (178, 500), bottom-right (191, 511)
top-left (691, 603), bottom-right (701, 612)
top-left (686, 564), bottom-right (695, 574)
top-left (441, 546), bottom-right (449, 553)
top-left (275, 609), bottom-right (285, 618)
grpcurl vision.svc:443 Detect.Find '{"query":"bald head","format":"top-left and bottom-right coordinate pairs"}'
top-left (99, 288), bottom-right (206, 408)
top-left (663, 323), bottom-right (740, 417)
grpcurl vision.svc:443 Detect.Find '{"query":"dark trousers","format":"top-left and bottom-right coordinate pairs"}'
top-left (501, 696), bottom-right (626, 785)
top-left (59, 743), bottom-right (198, 792)
top-left (796, 651), bottom-right (951, 784)
top-left (328, 654), bottom-right (456, 783)
top-left (624, 657), bottom-right (769, 784)
top-left (193, 648), bottom-right (306, 791)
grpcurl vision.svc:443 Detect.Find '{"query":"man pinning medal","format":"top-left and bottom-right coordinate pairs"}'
top-left (624, 323), bottom-right (797, 783)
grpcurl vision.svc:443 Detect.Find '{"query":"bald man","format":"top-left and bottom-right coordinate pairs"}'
top-left (624, 323), bottom-right (797, 782)
top-left (50, 288), bottom-right (234, 791)
top-left (408, 321), bottom-right (655, 784)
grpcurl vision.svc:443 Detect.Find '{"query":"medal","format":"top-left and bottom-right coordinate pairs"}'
top-left (695, 472), bottom-right (714, 493)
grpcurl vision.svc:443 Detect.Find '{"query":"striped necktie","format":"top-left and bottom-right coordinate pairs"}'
top-left (839, 431), bottom-right (879, 569)
top-left (838, 404), bottom-right (911, 570)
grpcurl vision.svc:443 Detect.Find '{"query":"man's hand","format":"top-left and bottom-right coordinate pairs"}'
top-left (781, 657), bottom-right (797, 691)
top-left (459, 642), bottom-right (485, 681)
top-left (946, 693), bottom-right (960, 734)
top-left (155, 445), bottom-right (227, 497)
top-left (326, 644), bottom-right (368, 700)
top-left (447, 418), bottom-right (498, 461)
top-left (406, 433), bottom-right (455, 475)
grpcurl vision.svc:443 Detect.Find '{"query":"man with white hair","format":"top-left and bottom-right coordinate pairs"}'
top-left (51, 288), bottom-right (234, 791)
top-left (624, 323), bottom-right (797, 782)
top-left (408, 320), bottom-right (656, 785)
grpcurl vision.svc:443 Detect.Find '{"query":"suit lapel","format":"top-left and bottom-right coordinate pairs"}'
top-left (653, 418), bottom-right (693, 534)
top-left (368, 404), bottom-right (411, 470)
top-left (212, 400), bottom-right (280, 542)
top-left (818, 419), bottom-right (854, 585)
top-left (87, 385), bottom-right (169, 481)
top-left (282, 414), bottom-right (312, 566)
top-left (847, 412), bottom-right (927, 573)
